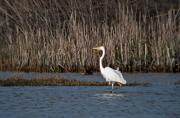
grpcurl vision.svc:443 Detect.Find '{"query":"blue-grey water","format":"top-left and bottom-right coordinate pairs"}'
top-left (0, 72), bottom-right (180, 118)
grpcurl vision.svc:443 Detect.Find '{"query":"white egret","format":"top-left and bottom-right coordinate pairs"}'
top-left (93, 46), bottom-right (127, 90)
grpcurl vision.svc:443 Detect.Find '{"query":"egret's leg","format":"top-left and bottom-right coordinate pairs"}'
top-left (111, 82), bottom-right (114, 93)
top-left (112, 82), bottom-right (114, 90)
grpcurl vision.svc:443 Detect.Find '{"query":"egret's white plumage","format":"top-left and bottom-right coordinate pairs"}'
top-left (93, 46), bottom-right (126, 90)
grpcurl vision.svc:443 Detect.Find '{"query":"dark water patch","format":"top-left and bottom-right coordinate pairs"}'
top-left (174, 80), bottom-right (180, 85)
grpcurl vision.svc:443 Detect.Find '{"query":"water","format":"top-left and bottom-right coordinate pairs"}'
top-left (0, 72), bottom-right (180, 118)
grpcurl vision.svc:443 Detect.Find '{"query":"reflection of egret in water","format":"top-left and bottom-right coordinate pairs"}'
top-left (94, 91), bottom-right (125, 100)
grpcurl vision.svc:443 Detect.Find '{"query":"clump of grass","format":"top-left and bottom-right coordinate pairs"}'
top-left (0, 77), bottom-right (108, 86)
top-left (0, 77), bottom-right (149, 87)
top-left (126, 82), bottom-right (151, 87)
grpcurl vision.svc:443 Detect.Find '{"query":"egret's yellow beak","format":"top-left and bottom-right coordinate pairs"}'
top-left (92, 47), bottom-right (100, 50)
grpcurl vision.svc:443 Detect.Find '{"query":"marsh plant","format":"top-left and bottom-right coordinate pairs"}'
top-left (0, 77), bottom-right (149, 86)
top-left (0, 0), bottom-right (180, 72)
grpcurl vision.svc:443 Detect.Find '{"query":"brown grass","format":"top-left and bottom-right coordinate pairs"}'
top-left (0, 77), bottom-right (149, 87)
top-left (0, 0), bottom-right (180, 72)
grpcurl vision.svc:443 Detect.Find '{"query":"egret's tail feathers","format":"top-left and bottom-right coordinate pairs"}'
top-left (118, 78), bottom-right (126, 85)
top-left (122, 79), bottom-right (127, 84)
top-left (114, 70), bottom-right (127, 85)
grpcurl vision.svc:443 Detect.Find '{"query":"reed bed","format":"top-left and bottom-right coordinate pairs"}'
top-left (0, 0), bottom-right (180, 72)
top-left (0, 77), bottom-right (149, 87)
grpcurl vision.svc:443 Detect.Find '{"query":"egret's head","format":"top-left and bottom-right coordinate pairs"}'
top-left (93, 46), bottom-right (104, 51)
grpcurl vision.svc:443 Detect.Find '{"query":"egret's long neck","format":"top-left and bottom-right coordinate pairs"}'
top-left (100, 48), bottom-right (105, 71)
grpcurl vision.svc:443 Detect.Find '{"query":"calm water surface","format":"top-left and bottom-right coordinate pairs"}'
top-left (0, 72), bottom-right (180, 118)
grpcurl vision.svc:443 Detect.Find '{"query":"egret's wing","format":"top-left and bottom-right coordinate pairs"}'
top-left (103, 67), bottom-right (127, 84)
top-left (114, 69), bottom-right (126, 84)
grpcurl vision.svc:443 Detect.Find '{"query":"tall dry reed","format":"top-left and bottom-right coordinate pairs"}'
top-left (0, 0), bottom-right (180, 72)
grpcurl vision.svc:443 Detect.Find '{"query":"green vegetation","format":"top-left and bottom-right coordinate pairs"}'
top-left (0, 0), bottom-right (180, 72)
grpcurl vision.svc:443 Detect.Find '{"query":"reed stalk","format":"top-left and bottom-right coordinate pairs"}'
top-left (0, 0), bottom-right (179, 72)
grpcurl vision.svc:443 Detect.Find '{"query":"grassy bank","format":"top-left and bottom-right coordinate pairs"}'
top-left (0, 0), bottom-right (180, 72)
top-left (0, 77), bottom-right (149, 87)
